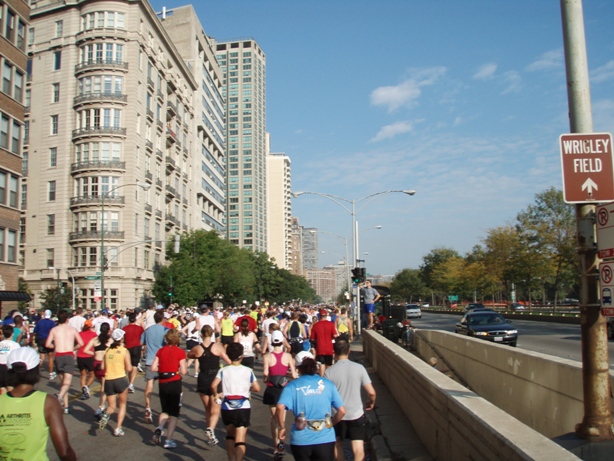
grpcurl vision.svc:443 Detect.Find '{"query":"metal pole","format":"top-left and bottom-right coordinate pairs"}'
top-left (561, 0), bottom-right (614, 440)
top-left (66, 269), bottom-right (76, 312)
top-left (100, 193), bottom-right (105, 311)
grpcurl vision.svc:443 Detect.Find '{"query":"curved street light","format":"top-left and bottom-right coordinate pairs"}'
top-left (100, 182), bottom-right (151, 310)
top-left (292, 189), bottom-right (415, 334)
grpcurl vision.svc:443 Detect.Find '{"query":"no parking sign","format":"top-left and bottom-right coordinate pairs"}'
top-left (599, 261), bottom-right (614, 316)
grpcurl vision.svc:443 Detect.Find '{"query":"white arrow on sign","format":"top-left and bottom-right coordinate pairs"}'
top-left (582, 178), bottom-right (599, 194)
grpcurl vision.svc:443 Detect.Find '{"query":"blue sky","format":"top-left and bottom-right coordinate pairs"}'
top-left (151, 0), bottom-right (614, 276)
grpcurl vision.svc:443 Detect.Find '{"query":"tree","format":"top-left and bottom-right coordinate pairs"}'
top-left (390, 269), bottom-right (426, 303)
top-left (40, 286), bottom-right (73, 315)
top-left (420, 247), bottom-right (460, 304)
top-left (17, 278), bottom-right (32, 313)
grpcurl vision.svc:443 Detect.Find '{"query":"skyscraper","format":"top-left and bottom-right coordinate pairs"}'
top-left (267, 150), bottom-right (291, 269)
top-left (214, 39), bottom-right (267, 252)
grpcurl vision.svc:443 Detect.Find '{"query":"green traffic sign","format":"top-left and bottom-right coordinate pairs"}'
top-left (448, 295), bottom-right (459, 301)
top-left (86, 276), bottom-right (101, 280)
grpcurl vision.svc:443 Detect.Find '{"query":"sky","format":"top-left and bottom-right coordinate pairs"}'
top-left (150, 0), bottom-right (614, 276)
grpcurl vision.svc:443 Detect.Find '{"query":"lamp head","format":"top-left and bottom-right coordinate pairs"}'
top-left (137, 182), bottom-right (152, 191)
top-left (291, 191), bottom-right (304, 198)
top-left (402, 190), bottom-right (416, 196)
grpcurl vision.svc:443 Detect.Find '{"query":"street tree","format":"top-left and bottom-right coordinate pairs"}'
top-left (390, 268), bottom-right (426, 303)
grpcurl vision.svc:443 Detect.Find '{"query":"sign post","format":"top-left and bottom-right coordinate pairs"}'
top-left (560, 132), bottom-right (614, 203)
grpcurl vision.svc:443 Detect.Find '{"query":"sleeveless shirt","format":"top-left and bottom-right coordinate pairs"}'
top-left (0, 390), bottom-right (49, 460)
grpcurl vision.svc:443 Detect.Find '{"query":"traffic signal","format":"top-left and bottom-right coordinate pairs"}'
top-left (351, 268), bottom-right (361, 283)
top-left (360, 268), bottom-right (366, 282)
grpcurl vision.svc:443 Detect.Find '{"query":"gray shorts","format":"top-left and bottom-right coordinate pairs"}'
top-left (55, 354), bottom-right (75, 375)
top-left (144, 364), bottom-right (158, 381)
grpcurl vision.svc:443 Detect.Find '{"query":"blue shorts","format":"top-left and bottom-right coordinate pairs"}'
top-left (364, 303), bottom-right (375, 314)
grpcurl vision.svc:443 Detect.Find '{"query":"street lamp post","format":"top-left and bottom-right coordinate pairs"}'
top-left (292, 189), bottom-right (415, 334)
top-left (100, 182), bottom-right (151, 311)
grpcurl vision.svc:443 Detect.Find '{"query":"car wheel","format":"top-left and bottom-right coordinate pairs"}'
top-left (510, 341), bottom-right (517, 347)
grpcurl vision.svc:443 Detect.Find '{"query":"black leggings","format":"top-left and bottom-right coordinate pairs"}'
top-left (290, 442), bottom-right (335, 461)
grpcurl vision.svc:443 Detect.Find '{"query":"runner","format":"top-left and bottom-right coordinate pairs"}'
top-left (0, 325), bottom-right (20, 394)
top-left (211, 342), bottom-right (261, 461)
top-left (335, 308), bottom-right (353, 342)
top-left (181, 313), bottom-right (201, 377)
top-left (83, 322), bottom-right (113, 419)
top-left (263, 330), bottom-right (297, 460)
top-left (0, 347), bottom-right (77, 461)
top-left (310, 309), bottom-right (338, 376)
top-left (187, 324), bottom-right (231, 447)
top-left (219, 309), bottom-right (236, 349)
top-left (122, 313), bottom-right (144, 393)
top-left (45, 310), bottom-right (84, 414)
top-left (141, 310), bottom-right (167, 423)
top-left (33, 309), bottom-right (56, 379)
top-left (234, 319), bottom-right (260, 369)
top-left (76, 319), bottom-right (97, 400)
top-left (151, 328), bottom-right (187, 449)
top-left (99, 329), bottom-right (132, 437)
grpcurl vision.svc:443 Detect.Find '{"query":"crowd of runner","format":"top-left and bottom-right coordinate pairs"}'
top-left (0, 298), bottom-right (377, 461)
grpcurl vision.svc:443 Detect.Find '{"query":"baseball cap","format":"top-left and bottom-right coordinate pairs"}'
top-left (44, 309), bottom-right (52, 319)
top-left (7, 347), bottom-right (40, 371)
top-left (271, 330), bottom-right (284, 345)
top-left (295, 351), bottom-right (314, 366)
top-left (320, 309), bottom-right (328, 317)
top-left (84, 319), bottom-right (93, 328)
top-left (101, 309), bottom-right (109, 315)
top-left (111, 329), bottom-right (125, 342)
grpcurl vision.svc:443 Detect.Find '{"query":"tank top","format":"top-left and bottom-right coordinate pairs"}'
top-left (0, 390), bottom-right (49, 460)
top-left (238, 332), bottom-right (255, 357)
top-left (269, 351), bottom-right (288, 376)
top-left (94, 339), bottom-right (108, 352)
top-left (197, 342), bottom-right (220, 375)
top-left (104, 345), bottom-right (127, 380)
top-left (221, 318), bottom-right (234, 336)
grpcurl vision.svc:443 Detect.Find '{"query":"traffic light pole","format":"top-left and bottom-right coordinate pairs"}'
top-left (561, 0), bottom-right (613, 440)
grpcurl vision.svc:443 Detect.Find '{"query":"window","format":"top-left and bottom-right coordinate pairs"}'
top-left (20, 183), bottom-right (26, 210)
top-left (10, 121), bottom-right (19, 154)
top-left (55, 20), bottom-right (63, 38)
top-left (28, 27), bottom-right (34, 46)
top-left (49, 147), bottom-right (57, 167)
top-left (2, 62), bottom-right (12, 95)
top-left (48, 181), bottom-right (56, 201)
top-left (0, 115), bottom-right (7, 149)
top-left (9, 175), bottom-right (17, 208)
top-left (0, 172), bottom-right (5, 203)
top-left (47, 215), bottom-right (55, 235)
top-left (53, 51), bottom-right (61, 70)
top-left (51, 115), bottom-right (59, 135)
top-left (52, 83), bottom-right (60, 102)
top-left (13, 70), bottom-right (22, 102)
top-left (47, 248), bottom-right (55, 268)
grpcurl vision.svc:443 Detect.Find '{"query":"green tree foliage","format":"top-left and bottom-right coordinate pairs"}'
top-left (17, 278), bottom-right (32, 313)
top-left (419, 247), bottom-right (460, 304)
top-left (390, 268), bottom-right (426, 303)
top-left (40, 286), bottom-right (73, 315)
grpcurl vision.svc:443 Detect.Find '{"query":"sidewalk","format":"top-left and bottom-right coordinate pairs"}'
top-left (350, 336), bottom-right (433, 461)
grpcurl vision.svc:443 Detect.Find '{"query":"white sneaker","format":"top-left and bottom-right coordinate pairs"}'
top-left (114, 427), bottom-right (125, 437)
top-left (193, 372), bottom-right (199, 378)
top-left (128, 384), bottom-right (135, 393)
top-left (163, 439), bottom-right (177, 449)
top-left (49, 372), bottom-right (57, 380)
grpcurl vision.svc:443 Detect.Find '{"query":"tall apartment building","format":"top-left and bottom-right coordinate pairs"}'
top-left (289, 216), bottom-right (303, 276)
top-left (22, 0), bottom-right (221, 310)
top-left (305, 267), bottom-right (337, 303)
top-left (302, 226), bottom-right (318, 270)
top-left (156, 5), bottom-right (225, 233)
top-left (0, 0), bottom-right (29, 312)
top-left (214, 38), bottom-right (267, 252)
top-left (266, 150), bottom-right (291, 269)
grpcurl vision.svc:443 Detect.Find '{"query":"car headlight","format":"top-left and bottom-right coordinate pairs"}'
top-left (474, 332), bottom-right (489, 336)
top-left (507, 330), bottom-right (518, 335)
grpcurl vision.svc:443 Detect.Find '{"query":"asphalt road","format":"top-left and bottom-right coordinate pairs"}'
top-left (410, 311), bottom-right (614, 368)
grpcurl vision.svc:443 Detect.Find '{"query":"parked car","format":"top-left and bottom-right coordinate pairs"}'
top-left (509, 302), bottom-right (526, 311)
top-left (455, 310), bottom-right (518, 347)
top-left (406, 304), bottom-right (422, 319)
top-left (463, 303), bottom-right (486, 312)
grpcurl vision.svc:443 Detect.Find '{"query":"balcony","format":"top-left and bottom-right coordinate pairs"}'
top-left (155, 149), bottom-right (163, 161)
top-left (165, 184), bottom-right (177, 198)
top-left (165, 156), bottom-right (176, 170)
top-left (156, 119), bottom-right (164, 131)
top-left (71, 160), bottom-right (126, 174)
top-left (144, 203), bottom-right (153, 214)
top-left (182, 197), bottom-right (188, 206)
top-left (147, 77), bottom-right (155, 90)
top-left (183, 146), bottom-right (188, 155)
top-left (165, 213), bottom-right (179, 228)
top-left (69, 230), bottom-right (124, 242)
top-left (146, 108), bottom-right (154, 121)
top-left (145, 140), bottom-right (153, 151)
top-left (72, 126), bottom-right (126, 140)
top-left (167, 100), bottom-right (177, 117)
top-left (166, 127), bottom-right (176, 145)
top-left (145, 171), bottom-right (153, 181)
top-left (155, 179), bottom-right (163, 189)
top-left (70, 195), bottom-right (125, 208)
top-left (75, 27), bottom-right (128, 44)
top-left (73, 92), bottom-right (127, 107)
top-left (155, 209), bottom-right (162, 219)
top-left (75, 59), bottom-right (128, 75)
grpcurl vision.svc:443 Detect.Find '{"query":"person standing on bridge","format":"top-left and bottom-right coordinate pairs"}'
top-left (361, 281), bottom-right (381, 330)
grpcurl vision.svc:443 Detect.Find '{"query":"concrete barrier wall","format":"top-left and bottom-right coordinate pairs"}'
top-left (413, 329), bottom-right (614, 438)
top-left (363, 330), bottom-right (581, 461)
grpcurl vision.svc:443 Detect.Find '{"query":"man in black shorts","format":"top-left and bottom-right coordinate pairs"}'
top-left (33, 309), bottom-right (56, 379)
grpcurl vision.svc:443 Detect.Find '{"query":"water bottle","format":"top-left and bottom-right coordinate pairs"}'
top-left (295, 412), bottom-right (307, 430)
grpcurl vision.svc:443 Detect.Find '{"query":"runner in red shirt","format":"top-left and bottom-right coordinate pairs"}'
top-left (77, 319), bottom-right (97, 400)
top-left (122, 313), bottom-right (144, 393)
top-left (310, 309), bottom-right (338, 376)
top-left (234, 309), bottom-right (258, 333)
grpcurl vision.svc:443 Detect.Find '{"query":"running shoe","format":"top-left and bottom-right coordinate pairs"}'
top-left (137, 364), bottom-right (144, 373)
top-left (49, 372), bottom-right (57, 380)
top-left (127, 384), bottom-right (135, 393)
top-left (99, 412), bottom-right (110, 430)
top-left (63, 407), bottom-right (70, 415)
top-left (145, 407), bottom-right (153, 424)
top-left (273, 451), bottom-right (284, 461)
top-left (204, 427), bottom-right (218, 446)
top-left (193, 372), bottom-right (199, 378)
top-left (163, 439), bottom-right (177, 449)
top-left (152, 427), bottom-right (164, 445)
top-left (113, 427), bottom-right (125, 437)
top-left (94, 406), bottom-right (105, 420)
top-left (82, 385), bottom-right (90, 400)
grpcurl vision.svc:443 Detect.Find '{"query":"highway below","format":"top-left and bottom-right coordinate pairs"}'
top-left (409, 311), bottom-right (614, 369)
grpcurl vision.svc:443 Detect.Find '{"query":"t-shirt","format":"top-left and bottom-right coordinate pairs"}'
top-left (68, 315), bottom-right (85, 332)
top-left (310, 320), bottom-right (338, 356)
top-left (77, 330), bottom-right (97, 358)
top-left (0, 391), bottom-right (49, 460)
top-left (277, 374), bottom-right (344, 446)
top-left (141, 324), bottom-right (167, 365)
top-left (123, 323), bottom-right (144, 349)
top-left (216, 364), bottom-right (256, 410)
top-left (324, 359), bottom-right (371, 420)
top-left (33, 318), bottom-right (55, 340)
top-left (362, 286), bottom-right (379, 304)
top-left (155, 345), bottom-right (186, 383)
top-left (0, 339), bottom-right (20, 365)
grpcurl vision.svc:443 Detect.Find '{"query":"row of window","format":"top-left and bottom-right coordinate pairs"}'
top-left (2, 58), bottom-right (24, 103)
top-left (80, 11), bottom-right (126, 31)
top-left (78, 75), bottom-right (123, 96)
top-left (0, 112), bottom-right (21, 155)
top-left (0, 1), bottom-right (26, 52)
top-left (80, 43), bottom-right (124, 65)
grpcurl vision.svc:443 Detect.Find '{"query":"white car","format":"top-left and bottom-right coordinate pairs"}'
top-left (406, 304), bottom-right (422, 319)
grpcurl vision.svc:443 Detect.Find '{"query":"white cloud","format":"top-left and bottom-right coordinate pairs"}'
top-left (370, 121), bottom-right (414, 143)
top-left (591, 60), bottom-right (614, 84)
top-left (473, 63), bottom-right (497, 80)
top-left (370, 67), bottom-right (446, 113)
top-left (526, 49), bottom-right (564, 72)
top-left (502, 71), bottom-right (522, 94)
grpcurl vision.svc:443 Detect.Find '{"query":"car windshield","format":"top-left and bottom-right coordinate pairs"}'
top-left (469, 314), bottom-right (504, 325)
